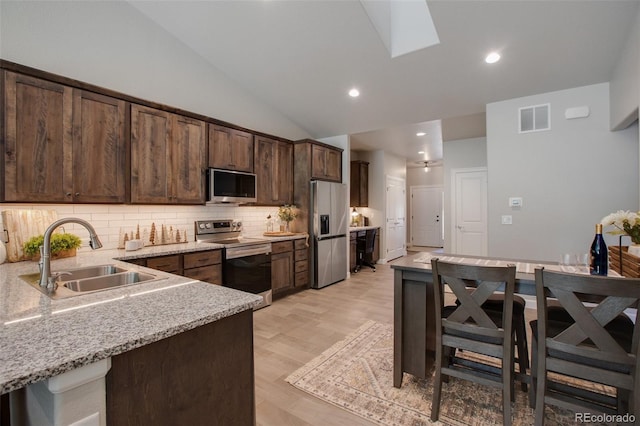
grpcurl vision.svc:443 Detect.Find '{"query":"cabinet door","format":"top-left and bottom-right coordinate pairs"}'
top-left (311, 144), bottom-right (342, 182)
top-left (4, 71), bottom-right (73, 202)
top-left (172, 115), bottom-right (206, 204)
top-left (325, 148), bottom-right (342, 182)
top-left (271, 251), bottom-right (294, 294)
top-left (359, 162), bottom-right (368, 206)
top-left (72, 90), bottom-right (127, 203)
top-left (130, 105), bottom-right (172, 203)
top-left (311, 144), bottom-right (327, 180)
top-left (255, 136), bottom-right (292, 205)
top-left (209, 124), bottom-right (254, 172)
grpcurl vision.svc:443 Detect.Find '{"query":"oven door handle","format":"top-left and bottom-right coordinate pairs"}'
top-left (225, 244), bottom-right (272, 259)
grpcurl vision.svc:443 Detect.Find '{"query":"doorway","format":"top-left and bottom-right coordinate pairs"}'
top-left (385, 175), bottom-right (406, 261)
top-left (410, 185), bottom-right (443, 247)
top-left (451, 167), bottom-right (488, 256)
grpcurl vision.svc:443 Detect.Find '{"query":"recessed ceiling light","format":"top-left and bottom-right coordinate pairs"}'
top-left (485, 52), bottom-right (501, 64)
top-left (348, 88), bottom-right (360, 98)
top-left (418, 151), bottom-right (425, 154)
top-left (416, 132), bottom-right (426, 137)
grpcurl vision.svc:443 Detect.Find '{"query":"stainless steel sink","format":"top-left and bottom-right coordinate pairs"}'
top-left (20, 265), bottom-right (161, 299)
top-left (63, 271), bottom-right (157, 292)
top-left (60, 264), bottom-right (128, 281)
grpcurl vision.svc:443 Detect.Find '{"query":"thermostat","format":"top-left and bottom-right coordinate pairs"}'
top-left (509, 197), bottom-right (523, 208)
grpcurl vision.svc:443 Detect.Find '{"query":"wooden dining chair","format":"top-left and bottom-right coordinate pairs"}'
top-left (430, 259), bottom-right (518, 425)
top-left (531, 268), bottom-right (640, 425)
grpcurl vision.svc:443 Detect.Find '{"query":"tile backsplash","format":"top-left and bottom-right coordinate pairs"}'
top-left (0, 204), bottom-right (289, 250)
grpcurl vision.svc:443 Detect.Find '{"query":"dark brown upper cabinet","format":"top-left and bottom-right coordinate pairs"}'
top-left (350, 160), bottom-right (369, 207)
top-left (254, 135), bottom-right (293, 205)
top-left (3, 71), bottom-right (126, 203)
top-left (130, 104), bottom-right (205, 204)
top-left (311, 143), bottom-right (342, 182)
top-left (208, 124), bottom-right (254, 173)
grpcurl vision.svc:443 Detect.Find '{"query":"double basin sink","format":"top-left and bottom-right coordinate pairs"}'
top-left (21, 264), bottom-right (160, 299)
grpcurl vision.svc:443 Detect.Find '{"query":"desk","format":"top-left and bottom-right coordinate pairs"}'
top-left (390, 252), bottom-right (558, 388)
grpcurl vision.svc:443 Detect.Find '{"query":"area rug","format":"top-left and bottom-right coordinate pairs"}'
top-left (286, 321), bottom-right (603, 426)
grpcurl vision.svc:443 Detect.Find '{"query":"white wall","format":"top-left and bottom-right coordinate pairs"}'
top-left (0, 1), bottom-right (309, 141)
top-left (487, 83), bottom-right (639, 262)
top-left (442, 137), bottom-right (487, 253)
top-left (610, 5), bottom-right (640, 130)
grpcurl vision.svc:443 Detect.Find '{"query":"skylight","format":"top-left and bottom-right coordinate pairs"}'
top-left (360, 0), bottom-right (440, 58)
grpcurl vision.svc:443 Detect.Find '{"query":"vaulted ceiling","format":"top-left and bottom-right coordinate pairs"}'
top-left (130, 1), bottom-right (639, 164)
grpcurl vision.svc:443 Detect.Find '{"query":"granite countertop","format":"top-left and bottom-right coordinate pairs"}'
top-left (0, 242), bottom-right (262, 394)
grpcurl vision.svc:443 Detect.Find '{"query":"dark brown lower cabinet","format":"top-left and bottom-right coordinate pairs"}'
top-left (106, 309), bottom-right (255, 426)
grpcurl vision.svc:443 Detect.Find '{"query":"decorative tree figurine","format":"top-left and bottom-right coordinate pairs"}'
top-left (149, 223), bottom-right (156, 245)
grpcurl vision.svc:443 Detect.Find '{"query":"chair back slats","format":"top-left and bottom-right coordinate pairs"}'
top-left (444, 277), bottom-right (503, 328)
top-left (551, 290), bottom-right (633, 356)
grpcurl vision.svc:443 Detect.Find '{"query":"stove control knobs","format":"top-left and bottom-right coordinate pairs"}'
top-left (205, 222), bottom-right (212, 229)
top-left (232, 221), bottom-right (242, 231)
top-left (198, 223), bottom-right (206, 229)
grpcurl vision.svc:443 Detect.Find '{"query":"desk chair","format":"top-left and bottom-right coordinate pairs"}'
top-left (431, 259), bottom-right (518, 425)
top-left (531, 268), bottom-right (640, 425)
top-left (354, 228), bottom-right (376, 273)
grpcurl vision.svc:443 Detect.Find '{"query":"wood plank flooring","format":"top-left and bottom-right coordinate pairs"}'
top-left (253, 263), bottom-right (395, 426)
top-left (253, 257), bottom-right (537, 425)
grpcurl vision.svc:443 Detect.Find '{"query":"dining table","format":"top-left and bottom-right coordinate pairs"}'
top-left (389, 251), bottom-right (602, 388)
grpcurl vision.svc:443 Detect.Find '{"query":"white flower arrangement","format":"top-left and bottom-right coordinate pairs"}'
top-left (601, 210), bottom-right (640, 244)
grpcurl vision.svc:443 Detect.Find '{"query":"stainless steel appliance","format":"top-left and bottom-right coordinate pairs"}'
top-left (311, 181), bottom-right (348, 288)
top-left (207, 169), bottom-right (257, 204)
top-left (194, 219), bottom-right (271, 309)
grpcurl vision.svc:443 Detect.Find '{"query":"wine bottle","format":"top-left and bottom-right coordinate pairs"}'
top-left (590, 223), bottom-right (608, 276)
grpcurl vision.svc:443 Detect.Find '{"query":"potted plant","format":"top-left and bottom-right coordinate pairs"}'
top-left (23, 233), bottom-right (82, 260)
top-left (278, 205), bottom-right (298, 233)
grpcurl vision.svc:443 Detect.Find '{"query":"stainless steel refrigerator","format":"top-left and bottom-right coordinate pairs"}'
top-left (311, 180), bottom-right (348, 289)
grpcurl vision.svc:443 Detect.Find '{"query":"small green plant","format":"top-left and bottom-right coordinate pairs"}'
top-left (23, 233), bottom-right (82, 257)
top-left (278, 205), bottom-right (298, 223)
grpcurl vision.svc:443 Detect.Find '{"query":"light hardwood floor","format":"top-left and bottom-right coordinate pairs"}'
top-left (253, 257), bottom-right (537, 425)
top-left (253, 262), bottom-right (395, 426)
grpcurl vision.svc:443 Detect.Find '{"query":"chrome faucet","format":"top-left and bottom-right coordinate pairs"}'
top-left (39, 218), bottom-right (103, 288)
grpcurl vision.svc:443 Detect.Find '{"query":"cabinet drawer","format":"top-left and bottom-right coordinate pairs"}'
top-left (294, 238), bottom-right (307, 250)
top-left (146, 255), bottom-right (181, 273)
top-left (295, 271), bottom-right (309, 286)
top-left (295, 260), bottom-right (308, 273)
top-left (183, 265), bottom-right (222, 285)
top-left (184, 250), bottom-right (222, 269)
top-left (271, 240), bottom-right (293, 254)
top-left (294, 248), bottom-right (308, 262)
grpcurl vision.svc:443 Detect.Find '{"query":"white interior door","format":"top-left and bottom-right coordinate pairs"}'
top-left (411, 186), bottom-right (443, 247)
top-left (386, 176), bottom-right (406, 261)
top-left (452, 168), bottom-right (487, 256)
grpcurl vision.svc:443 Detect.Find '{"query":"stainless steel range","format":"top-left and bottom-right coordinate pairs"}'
top-left (195, 219), bottom-right (272, 309)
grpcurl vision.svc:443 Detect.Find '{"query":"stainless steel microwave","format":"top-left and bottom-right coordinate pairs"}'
top-left (207, 168), bottom-right (257, 204)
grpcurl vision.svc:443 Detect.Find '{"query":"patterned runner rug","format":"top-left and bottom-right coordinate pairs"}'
top-left (286, 321), bottom-right (596, 425)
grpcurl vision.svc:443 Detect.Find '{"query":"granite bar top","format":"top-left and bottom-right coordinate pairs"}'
top-left (0, 243), bottom-right (262, 394)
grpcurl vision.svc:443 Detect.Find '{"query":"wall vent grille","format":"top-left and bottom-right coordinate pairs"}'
top-left (519, 103), bottom-right (550, 133)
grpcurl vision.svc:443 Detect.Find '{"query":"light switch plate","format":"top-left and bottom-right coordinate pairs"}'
top-left (501, 215), bottom-right (513, 225)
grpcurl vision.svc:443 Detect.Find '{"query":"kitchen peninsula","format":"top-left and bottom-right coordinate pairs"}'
top-left (0, 243), bottom-right (261, 425)
top-left (391, 252), bottom-right (556, 389)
